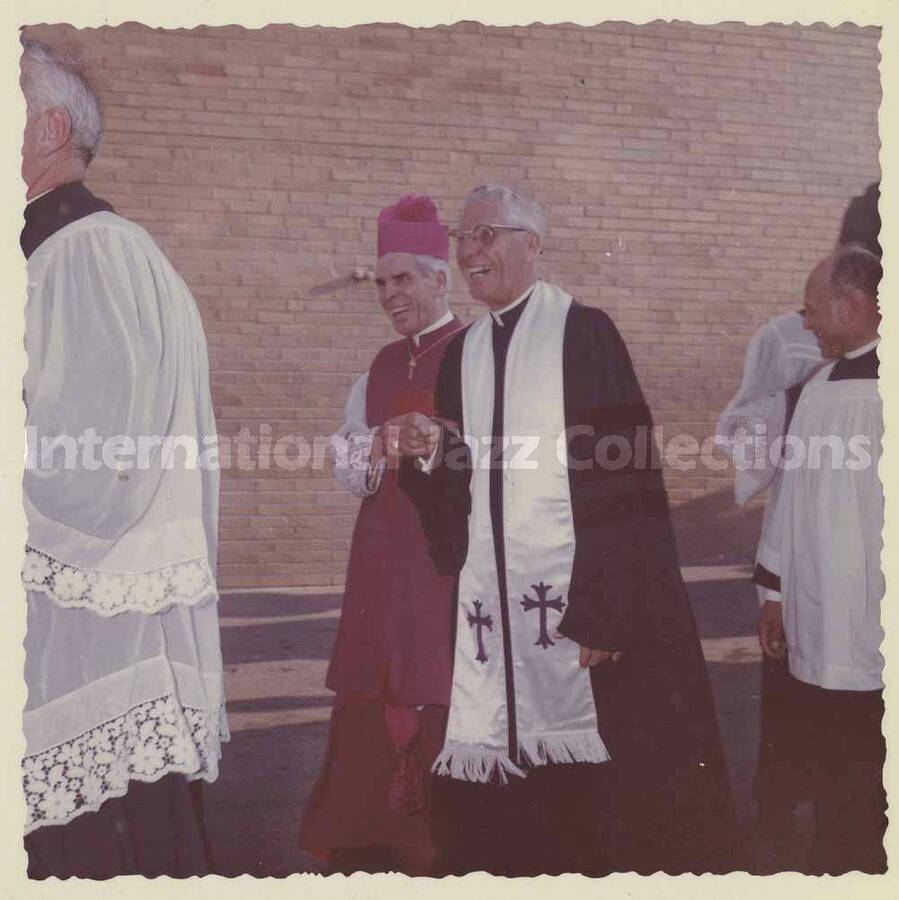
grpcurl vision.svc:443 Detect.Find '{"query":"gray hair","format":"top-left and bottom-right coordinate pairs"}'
top-left (413, 254), bottom-right (452, 292)
top-left (20, 37), bottom-right (103, 165)
top-left (464, 184), bottom-right (547, 238)
top-left (831, 243), bottom-right (882, 301)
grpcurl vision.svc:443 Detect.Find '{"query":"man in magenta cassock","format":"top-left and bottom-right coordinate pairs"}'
top-left (299, 196), bottom-right (462, 874)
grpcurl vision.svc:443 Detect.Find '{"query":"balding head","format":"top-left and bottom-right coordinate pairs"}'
top-left (831, 244), bottom-right (882, 303)
top-left (802, 246), bottom-right (881, 358)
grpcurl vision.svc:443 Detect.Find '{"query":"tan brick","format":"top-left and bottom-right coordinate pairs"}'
top-left (25, 19), bottom-right (879, 587)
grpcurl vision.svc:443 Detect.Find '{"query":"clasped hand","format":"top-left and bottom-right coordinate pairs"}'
top-left (369, 412), bottom-right (443, 470)
top-left (372, 416), bottom-right (622, 670)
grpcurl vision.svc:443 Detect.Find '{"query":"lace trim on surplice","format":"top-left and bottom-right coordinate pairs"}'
top-left (23, 694), bottom-right (225, 834)
top-left (22, 546), bottom-right (216, 617)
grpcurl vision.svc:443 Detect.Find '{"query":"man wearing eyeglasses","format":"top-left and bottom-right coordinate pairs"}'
top-left (398, 185), bottom-right (735, 875)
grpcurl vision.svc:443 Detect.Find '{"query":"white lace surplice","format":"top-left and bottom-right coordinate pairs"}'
top-left (24, 212), bottom-right (219, 586)
top-left (22, 211), bottom-right (226, 834)
top-left (23, 592), bottom-right (227, 833)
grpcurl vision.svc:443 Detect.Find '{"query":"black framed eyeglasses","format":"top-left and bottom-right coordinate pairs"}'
top-left (449, 224), bottom-right (530, 246)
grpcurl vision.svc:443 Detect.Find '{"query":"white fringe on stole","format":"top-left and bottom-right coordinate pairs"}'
top-left (432, 743), bottom-right (526, 784)
top-left (433, 731), bottom-right (610, 784)
top-left (438, 283), bottom-right (611, 783)
top-left (517, 731), bottom-right (610, 768)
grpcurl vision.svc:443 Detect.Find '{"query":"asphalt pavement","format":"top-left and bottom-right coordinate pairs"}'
top-left (203, 566), bottom-right (813, 877)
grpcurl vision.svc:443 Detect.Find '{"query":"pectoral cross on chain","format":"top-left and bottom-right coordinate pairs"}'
top-left (466, 599), bottom-right (493, 663)
top-left (520, 581), bottom-right (566, 649)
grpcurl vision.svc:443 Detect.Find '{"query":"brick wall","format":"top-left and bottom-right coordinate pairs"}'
top-left (24, 21), bottom-right (881, 588)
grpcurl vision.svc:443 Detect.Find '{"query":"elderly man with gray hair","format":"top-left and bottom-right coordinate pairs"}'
top-left (398, 184), bottom-right (736, 875)
top-left (20, 37), bottom-right (226, 878)
top-left (299, 194), bottom-right (462, 875)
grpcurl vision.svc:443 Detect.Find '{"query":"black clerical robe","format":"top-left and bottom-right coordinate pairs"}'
top-left (403, 296), bottom-right (737, 874)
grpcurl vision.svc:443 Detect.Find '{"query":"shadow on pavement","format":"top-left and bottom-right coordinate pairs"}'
top-left (205, 574), bottom-right (812, 875)
top-left (671, 487), bottom-right (764, 566)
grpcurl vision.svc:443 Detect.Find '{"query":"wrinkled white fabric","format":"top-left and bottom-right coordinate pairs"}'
top-left (22, 208), bottom-right (226, 833)
top-left (23, 591), bottom-right (227, 833)
top-left (715, 312), bottom-right (823, 505)
top-left (330, 374), bottom-right (383, 498)
top-left (24, 211), bottom-right (219, 588)
top-left (335, 373), bottom-right (371, 439)
top-left (434, 282), bottom-right (608, 783)
top-left (756, 364), bottom-right (884, 690)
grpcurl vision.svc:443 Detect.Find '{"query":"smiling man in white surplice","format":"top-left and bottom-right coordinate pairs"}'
top-left (755, 246), bottom-right (886, 874)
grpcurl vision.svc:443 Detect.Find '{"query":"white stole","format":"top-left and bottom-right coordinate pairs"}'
top-left (433, 281), bottom-right (609, 783)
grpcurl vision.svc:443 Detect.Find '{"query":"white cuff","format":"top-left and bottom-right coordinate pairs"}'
top-left (416, 440), bottom-right (440, 474)
top-left (330, 431), bottom-right (381, 497)
top-left (756, 540), bottom-right (781, 577)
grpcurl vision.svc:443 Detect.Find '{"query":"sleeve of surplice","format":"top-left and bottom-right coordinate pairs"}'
top-left (24, 224), bottom-right (189, 544)
top-left (330, 373), bottom-right (387, 498)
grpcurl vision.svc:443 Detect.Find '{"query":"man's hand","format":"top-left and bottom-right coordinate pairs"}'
top-left (758, 600), bottom-right (786, 659)
top-left (381, 412), bottom-right (442, 461)
top-left (578, 645), bottom-right (623, 668)
top-left (370, 415), bottom-right (419, 470)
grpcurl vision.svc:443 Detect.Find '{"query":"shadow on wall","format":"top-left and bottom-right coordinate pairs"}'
top-left (670, 487), bottom-right (764, 567)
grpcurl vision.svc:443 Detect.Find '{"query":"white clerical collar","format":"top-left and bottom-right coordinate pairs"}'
top-left (844, 337), bottom-right (880, 359)
top-left (412, 309), bottom-right (454, 347)
top-left (490, 283), bottom-right (536, 325)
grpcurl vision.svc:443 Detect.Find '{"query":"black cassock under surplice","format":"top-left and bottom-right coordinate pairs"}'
top-left (403, 298), bottom-right (739, 875)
